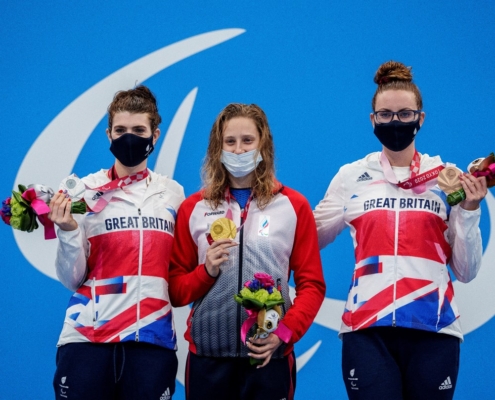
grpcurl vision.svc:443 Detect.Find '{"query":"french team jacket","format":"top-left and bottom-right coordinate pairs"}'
top-left (55, 169), bottom-right (185, 349)
top-left (168, 185), bottom-right (326, 358)
top-left (314, 152), bottom-right (483, 340)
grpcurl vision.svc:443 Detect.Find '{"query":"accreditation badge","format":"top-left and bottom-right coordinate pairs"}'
top-left (210, 217), bottom-right (237, 241)
top-left (59, 174), bottom-right (86, 201)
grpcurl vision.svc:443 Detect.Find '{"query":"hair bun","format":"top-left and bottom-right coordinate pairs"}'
top-left (374, 61), bottom-right (413, 85)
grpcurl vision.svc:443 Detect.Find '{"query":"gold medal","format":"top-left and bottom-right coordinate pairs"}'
top-left (437, 166), bottom-right (462, 194)
top-left (210, 217), bottom-right (237, 241)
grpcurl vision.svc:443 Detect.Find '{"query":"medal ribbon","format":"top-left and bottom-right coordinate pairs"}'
top-left (380, 151), bottom-right (444, 194)
top-left (84, 166), bottom-right (149, 212)
top-left (21, 188), bottom-right (56, 240)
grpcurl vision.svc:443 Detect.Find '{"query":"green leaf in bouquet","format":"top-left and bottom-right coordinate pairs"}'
top-left (70, 201), bottom-right (87, 214)
top-left (17, 184), bottom-right (27, 193)
top-left (249, 357), bottom-right (263, 366)
top-left (27, 209), bottom-right (38, 232)
top-left (11, 190), bottom-right (24, 205)
top-left (19, 212), bottom-right (32, 231)
top-left (241, 298), bottom-right (264, 310)
top-left (11, 190), bottom-right (31, 208)
top-left (264, 299), bottom-right (285, 309)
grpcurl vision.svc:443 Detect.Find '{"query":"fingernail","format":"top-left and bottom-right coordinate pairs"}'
top-left (65, 194), bottom-right (69, 198)
top-left (58, 190), bottom-right (63, 193)
top-left (63, 190), bottom-right (68, 194)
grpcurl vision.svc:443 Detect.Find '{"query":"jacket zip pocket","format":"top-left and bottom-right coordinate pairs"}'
top-left (91, 277), bottom-right (96, 326)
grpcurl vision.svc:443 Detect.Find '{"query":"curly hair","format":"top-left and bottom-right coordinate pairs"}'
top-left (371, 60), bottom-right (423, 110)
top-left (202, 103), bottom-right (277, 210)
top-left (107, 85), bottom-right (162, 132)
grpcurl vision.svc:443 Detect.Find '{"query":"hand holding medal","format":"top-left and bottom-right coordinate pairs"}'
top-left (205, 217), bottom-right (238, 277)
top-left (48, 174), bottom-right (88, 233)
top-left (438, 153), bottom-right (494, 207)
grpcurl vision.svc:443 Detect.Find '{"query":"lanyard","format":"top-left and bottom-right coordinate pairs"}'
top-left (380, 150), bottom-right (444, 194)
top-left (84, 166), bottom-right (149, 212)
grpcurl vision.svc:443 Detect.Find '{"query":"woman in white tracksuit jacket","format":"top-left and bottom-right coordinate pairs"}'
top-left (314, 61), bottom-right (487, 400)
top-left (48, 86), bottom-right (184, 399)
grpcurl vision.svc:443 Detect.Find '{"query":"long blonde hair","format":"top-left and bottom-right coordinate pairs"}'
top-left (202, 103), bottom-right (278, 210)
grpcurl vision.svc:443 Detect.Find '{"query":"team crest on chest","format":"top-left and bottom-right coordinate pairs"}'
top-left (258, 215), bottom-right (270, 237)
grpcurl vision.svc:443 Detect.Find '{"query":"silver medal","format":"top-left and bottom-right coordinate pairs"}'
top-left (59, 174), bottom-right (86, 201)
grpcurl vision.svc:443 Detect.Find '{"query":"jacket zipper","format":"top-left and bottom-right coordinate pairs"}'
top-left (392, 205), bottom-right (400, 327)
top-left (135, 207), bottom-right (144, 341)
top-left (236, 206), bottom-right (244, 356)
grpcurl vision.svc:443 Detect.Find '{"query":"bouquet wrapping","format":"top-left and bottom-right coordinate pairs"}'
top-left (234, 272), bottom-right (285, 365)
top-left (1, 183), bottom-right (86, 239)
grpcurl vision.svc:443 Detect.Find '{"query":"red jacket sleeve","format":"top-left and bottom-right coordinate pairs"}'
top-left (277, 187), bottom-right (326, 351)
top-left (168, 192), bottom-right (217, 307)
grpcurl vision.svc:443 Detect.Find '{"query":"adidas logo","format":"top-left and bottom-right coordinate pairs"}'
top-left (357, 172), bottom-right (372, 182)
top-left (160, 387), bottom-right (171, 400)
top-left (439, 376), bottom-right (453, 390)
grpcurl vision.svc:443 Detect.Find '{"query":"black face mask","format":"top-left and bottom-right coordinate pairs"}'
top-left (373, 119), bottom-right (421, 152)
top-left (109, 133), bottom-right (154, 167)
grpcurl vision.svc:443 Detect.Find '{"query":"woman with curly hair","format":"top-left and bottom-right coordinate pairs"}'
top-left (314, 61), bottom-right (487, 399)
top-left (169, 103), bottom-right (325, 400)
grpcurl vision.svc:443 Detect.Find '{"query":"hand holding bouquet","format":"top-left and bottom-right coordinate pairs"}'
top-left (1, 182), bottom-right (86, 239)
top-left (438, 153), bottom-right (495, 206)
top-left (234, 272), bottom-right (285, 364)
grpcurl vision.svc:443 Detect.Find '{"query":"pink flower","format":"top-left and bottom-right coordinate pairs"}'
top-left (254, 272), bottom-right (275, 288)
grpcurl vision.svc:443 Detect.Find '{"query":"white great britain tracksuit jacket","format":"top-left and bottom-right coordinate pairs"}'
top-left (314, 152), bottom-right (483, 340)
top-left (55, 169), bottom-right (184, 350)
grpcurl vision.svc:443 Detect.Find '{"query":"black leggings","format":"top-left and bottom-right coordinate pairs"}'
top-left (342, 327), bottom-right (460, 400)
top-left (186, 352), bottom-right (296, 400)
top-left (53, 342), bottom-right (178, 400)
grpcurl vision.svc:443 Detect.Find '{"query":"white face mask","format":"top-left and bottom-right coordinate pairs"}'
top-left (221, 149), bottom-right (263, 178)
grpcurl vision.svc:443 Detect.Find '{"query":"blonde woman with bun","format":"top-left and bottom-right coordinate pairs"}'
top-left (314, 61), bottom-right (487, 399)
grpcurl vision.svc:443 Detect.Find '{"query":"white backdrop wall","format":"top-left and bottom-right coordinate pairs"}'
top-left (1, 1), bottom-right (494, 399)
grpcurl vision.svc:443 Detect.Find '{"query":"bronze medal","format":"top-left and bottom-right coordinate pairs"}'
top-left (210, 217), bottom-right (237, 241)
top-left (437, 166), bottom-right (462, 194)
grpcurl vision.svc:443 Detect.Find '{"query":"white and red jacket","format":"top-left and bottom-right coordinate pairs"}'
top-left (55, 169), bottom-right (184, 349)
top-left (314, 152), bottom-right (482, 340)
top-left (169, 185), bottom-right (326, 358)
